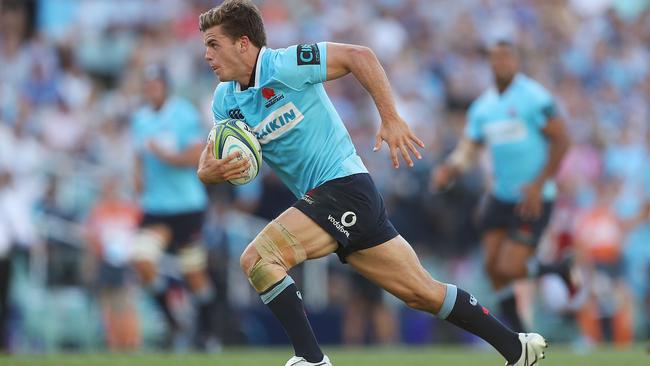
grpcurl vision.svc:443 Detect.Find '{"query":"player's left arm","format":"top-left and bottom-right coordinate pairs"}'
top-left (518, 110), bottom-right (570, 219)
top-left (325, 42), bottom-right (425, 168)
top-left (148, 103), bottom-right (205, 167)
top-left (535, 116), bottom-right (570, 186)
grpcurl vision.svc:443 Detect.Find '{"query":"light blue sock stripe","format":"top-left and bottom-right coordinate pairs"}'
top-left (436, 284), bottom-right (457, 319)
top-left (260, 276), bottom-right (295, 304)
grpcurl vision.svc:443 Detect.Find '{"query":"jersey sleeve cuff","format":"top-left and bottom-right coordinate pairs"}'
top-left (317, 42), bottom-right (328, 83)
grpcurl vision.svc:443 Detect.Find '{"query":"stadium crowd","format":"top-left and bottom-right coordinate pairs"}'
top-left (1, 0), bottom-right (649, 353)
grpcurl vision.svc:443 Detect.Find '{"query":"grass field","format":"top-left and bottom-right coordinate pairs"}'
top-left (1, 346), bottom-right (648, 366)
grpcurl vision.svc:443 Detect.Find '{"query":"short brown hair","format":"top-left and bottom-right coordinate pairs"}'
top-left (199, 0), bottom-right (266, 48)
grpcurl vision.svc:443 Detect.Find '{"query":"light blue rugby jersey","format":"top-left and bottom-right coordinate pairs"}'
top-left (211, 43), bottom-right (367, 198)
top-left (465, 73), bottom-right (558, 203)
top-left (131, 97), bottom-right (208, 214)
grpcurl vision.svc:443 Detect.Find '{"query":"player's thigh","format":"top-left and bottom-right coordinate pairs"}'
top-left (346, 235), bottom-right (446, 313)
top-left (493, 201), bottom-right (553, 278)
top-left (478, 196), bottom-right (512, 262)
top-left (277, 207), bottom-right (339, 259)
top-left (240, 207), bottom-right (338, 268)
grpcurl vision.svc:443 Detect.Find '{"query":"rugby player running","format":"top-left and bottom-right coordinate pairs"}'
top-left (197, 1), bottom-right (547, 365)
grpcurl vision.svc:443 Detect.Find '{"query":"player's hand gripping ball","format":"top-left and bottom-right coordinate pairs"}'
top-left (208, 119), bottom-right (262, 185)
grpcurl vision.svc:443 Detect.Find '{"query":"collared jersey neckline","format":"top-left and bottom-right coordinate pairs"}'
top-left (235, 46), bottom-right (267, 92)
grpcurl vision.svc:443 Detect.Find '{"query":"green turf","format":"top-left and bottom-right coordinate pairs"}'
top-left (1, 346), bottom-right (647, 366)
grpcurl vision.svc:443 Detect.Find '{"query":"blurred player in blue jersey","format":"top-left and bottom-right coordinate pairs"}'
top-left (196, 1), bottom-right (547, 365)
top-left (433, 40), bottom-right (573, 333)
top-left (130, 65), bottom-right (218, 350)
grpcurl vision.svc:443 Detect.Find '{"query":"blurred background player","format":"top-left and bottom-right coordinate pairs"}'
top-left (432, 40), bottom-right (572, 332)
top-left (130, 64), bottom-right (218, 350)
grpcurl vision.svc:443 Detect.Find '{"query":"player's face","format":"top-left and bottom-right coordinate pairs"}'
top-left (489, 45), bottom-right (519, 82)
top-left (144, 79), bottom-right (166, 108)
top-left (203, 25), bottom-right (244, 81)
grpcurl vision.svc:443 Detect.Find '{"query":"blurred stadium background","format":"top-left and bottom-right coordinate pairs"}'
top-left (1, 0), bottom-right (650, 364)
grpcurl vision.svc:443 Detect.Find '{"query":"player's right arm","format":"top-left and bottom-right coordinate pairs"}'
top-left (432, 103), bottom-right (483, 190)
top-left (198, 86), bottom-right (251, 185)
top-left (432, 138), bottom-right (482, 190)
top-left (196, 142), bottom-right (250, 185)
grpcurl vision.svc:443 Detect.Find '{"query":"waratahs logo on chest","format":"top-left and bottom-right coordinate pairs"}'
top-left (262, 87), bottom-right (285, 108)
top-left (253, 102), bottom-right (304, 144)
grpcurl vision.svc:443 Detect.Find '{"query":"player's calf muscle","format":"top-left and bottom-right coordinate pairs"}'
top-left (401, 289), bottom-right (441, 312)
top-left (358, 265), bottom-right (445, 312)
top-left (400, 277), bottom-right (446, 313)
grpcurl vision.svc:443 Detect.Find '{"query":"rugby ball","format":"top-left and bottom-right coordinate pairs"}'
top-left (208, 119), bottom-right (262, 185)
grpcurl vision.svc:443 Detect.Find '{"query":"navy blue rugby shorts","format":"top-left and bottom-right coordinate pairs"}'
top-left (293, 173), bottom-right (398, 263)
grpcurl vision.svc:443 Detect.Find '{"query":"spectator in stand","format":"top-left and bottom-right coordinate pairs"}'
top-left (85, 177), bottom-right (142, 351)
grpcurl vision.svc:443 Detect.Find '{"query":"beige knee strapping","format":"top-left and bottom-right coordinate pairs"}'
top-left (246, 220), bottom-right (307, 292)
top-left (131, 229), bottom-right (166, 263)
top-left (178, 244), bottom-right (207, 273)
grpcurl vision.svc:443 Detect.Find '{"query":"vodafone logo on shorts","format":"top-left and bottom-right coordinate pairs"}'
top-left (340, 211), bottom-right (357, 227)
top-left (327, 211), bottom-right (357, 238)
